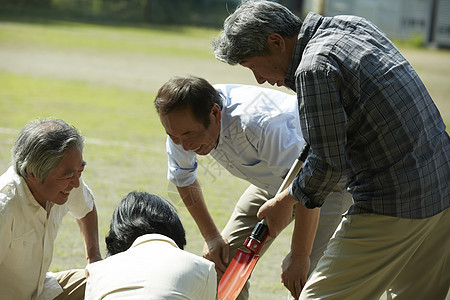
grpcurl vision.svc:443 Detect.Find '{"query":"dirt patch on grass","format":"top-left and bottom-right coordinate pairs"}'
top-left (0, 45), bottom-right (258, 92)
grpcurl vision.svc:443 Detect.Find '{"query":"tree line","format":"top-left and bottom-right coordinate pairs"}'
top-left (1, 0), bottom-right (304, 27)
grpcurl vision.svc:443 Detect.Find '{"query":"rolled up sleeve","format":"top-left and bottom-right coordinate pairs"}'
top-left (67, 178), bottom-right (95, 219)
top-left (166, 137), bottom-right (198, 187)
top-left (291, 67), bottom-right (347, 208)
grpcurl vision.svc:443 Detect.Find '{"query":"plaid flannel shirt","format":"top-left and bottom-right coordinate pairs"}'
top-left (286, 13), bottom-right (449, 219)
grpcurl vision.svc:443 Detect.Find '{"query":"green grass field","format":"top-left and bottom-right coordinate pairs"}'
top-left (0, 20), bottom-right (449, 299)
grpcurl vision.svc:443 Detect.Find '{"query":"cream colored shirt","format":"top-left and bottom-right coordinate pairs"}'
top-left (85, 234), bottom-right (217, 300)
top-left (0, 166), bottom-right (95, 300)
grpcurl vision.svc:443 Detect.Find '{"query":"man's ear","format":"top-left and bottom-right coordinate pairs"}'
top-left (267, 33), bottom-right (286, 52)
top-left (27, 172), bottom-right (40, 183)
top-left (211, 103), bottom-right (222, 124)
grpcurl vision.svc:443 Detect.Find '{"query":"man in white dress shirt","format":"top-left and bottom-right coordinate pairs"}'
top-left (0, 118), bottom-right (101, 300)
top-left (85, 191), bottom-right (217, 300)
top-left (154, 76), bottom-right (353, 299)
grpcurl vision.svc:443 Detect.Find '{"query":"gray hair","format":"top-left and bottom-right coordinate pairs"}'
top-left (12, 118), bottom-right (84, 183)
top-left (213, 0), bottom-right (302, 65)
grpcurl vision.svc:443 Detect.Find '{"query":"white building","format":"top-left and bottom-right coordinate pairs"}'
top-left (304, 0), bottom-right (450, 47)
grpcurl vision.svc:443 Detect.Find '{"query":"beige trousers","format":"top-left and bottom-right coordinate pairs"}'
top-left (300, 208), bottom-right (450, 300)
top-left (221, 183), bottom-right (353, 300)
top-left (53, 269), bottom-right (86, 300)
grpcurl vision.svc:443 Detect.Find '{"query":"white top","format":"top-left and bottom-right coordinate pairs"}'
top-left (85, 233), bottom-right (217, 300)
top-left (0, 166), bottom-right (95, 300)
top-left (167, 84), bottom-right (305, 195)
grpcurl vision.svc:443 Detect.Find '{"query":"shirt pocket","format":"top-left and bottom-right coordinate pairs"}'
top-left (6, 229), bottom-right (37, 270)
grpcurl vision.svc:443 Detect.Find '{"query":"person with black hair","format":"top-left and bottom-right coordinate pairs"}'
top-left (85, 191), bottom-right (217, 300)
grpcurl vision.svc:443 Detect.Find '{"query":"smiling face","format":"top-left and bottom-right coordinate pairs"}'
top-left (160, 104), bottom-right (221, 156)
top-left (26, 147), bottom-right (85, 208)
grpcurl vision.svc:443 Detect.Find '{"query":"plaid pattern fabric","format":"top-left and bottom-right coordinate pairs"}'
top-left (286, 13), bottom-right (449, 218)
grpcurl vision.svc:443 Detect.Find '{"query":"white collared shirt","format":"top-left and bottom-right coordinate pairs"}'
top-left (167, 84), bottom-right (305, 195)
top-left (85, 233), bottom-right (217, 300)
top-left (0, 166), bottom-right (95, 300)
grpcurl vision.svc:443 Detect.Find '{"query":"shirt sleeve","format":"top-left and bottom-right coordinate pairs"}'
top-left (0, 180), bottom-right (15, 265)
top-left (67, 178), bottom-right (95, 219)
top-left (166, 137), bottom-right (198, 187)
top-left (290, 67), bottom-right (347, 208)
top-left (257, 115), bottom-right (306, 180)
top-left (0, 210), bottom-right (12, 265)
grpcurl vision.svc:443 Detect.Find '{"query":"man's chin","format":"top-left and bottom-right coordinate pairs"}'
top-left (195, 147), bottom-right (212, 156)
top-left (53, 193), bottom-right (70, 205)
top-left (195, 150), bottom-right (209, 156)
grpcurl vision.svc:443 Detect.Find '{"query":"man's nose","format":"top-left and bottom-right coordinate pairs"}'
top-left (253, 72), bottom-right (266, 85)
top-left (70, 174), bottom-right (80, 188)
top-left (180, 140), bottom-right (192, 151)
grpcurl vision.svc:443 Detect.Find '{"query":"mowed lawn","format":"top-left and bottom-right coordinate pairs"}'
top-left (0, 20), bottom-right (449, 299)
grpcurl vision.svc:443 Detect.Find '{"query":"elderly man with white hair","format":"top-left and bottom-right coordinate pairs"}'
top-left (0, 118), bottom-right (101, 300)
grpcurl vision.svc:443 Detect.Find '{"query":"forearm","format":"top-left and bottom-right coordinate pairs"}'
top-left (291, 203), bottom-right (320, 256)
top-left (77, 204), bottom-right (102, 263)
top-left (177, 180), bottom-right (220, 240)
top-left (281, 201), bottom-right (320, 298)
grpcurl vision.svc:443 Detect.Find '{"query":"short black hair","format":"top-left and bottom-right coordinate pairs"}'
top-left (154, 76), bottom-right (223, 128)
top-left (105, 191), bottom-right (186, 256)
